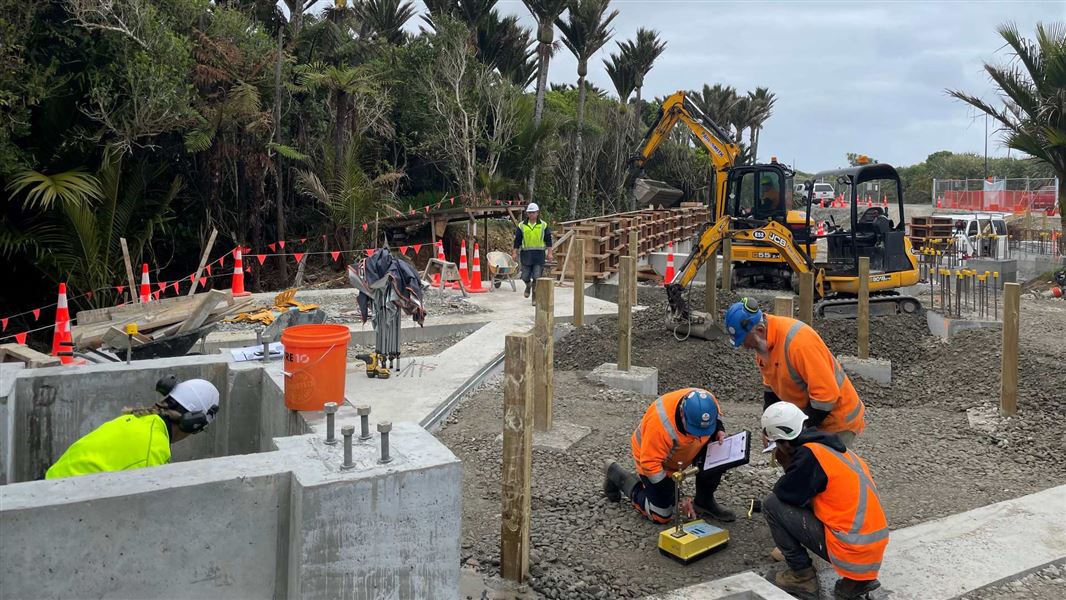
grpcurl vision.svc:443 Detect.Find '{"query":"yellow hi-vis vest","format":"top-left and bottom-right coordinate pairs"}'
top-left (520, 222), bottom-right (547, 250)
top-left (45, 414), bottom-right (171, 479)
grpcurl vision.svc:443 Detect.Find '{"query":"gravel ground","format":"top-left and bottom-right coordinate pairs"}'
top-left (441, 283), bottom-right (1066, 599)
top-left (960, 561), bottom-right (1066, 600)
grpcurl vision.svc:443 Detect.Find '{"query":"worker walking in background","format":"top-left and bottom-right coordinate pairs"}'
top-left (726, 298), bottom-right (865, 446)
top-left (603, 388), bottom-right (736, 523)
top-left (45, 378), bottom-right (221, 479)
top-left (512, 202), bottom-right (552, 301)
top-left (761, 402), bottom-right (887, 599)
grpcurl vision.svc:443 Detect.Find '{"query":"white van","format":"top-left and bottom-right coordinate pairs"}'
top-left (950, 213), bottom-right (1009, 259)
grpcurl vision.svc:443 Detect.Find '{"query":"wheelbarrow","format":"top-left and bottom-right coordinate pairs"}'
top-left (486, 251), bottom-right (519, 292)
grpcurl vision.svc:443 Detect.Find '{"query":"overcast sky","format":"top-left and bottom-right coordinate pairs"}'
top-left (397, 1), bottom-right (1060, 172)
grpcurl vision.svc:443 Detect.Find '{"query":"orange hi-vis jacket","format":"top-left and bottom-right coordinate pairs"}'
top-left (756, 314), bottom-right (865, 434)
top-left (630, 388), bottom-right (719, 484)
top-left (806, 442), bottom-right (889, 581)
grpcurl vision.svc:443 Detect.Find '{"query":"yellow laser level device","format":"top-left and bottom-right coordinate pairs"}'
top-left (657, 468), bottom-right (729, 564)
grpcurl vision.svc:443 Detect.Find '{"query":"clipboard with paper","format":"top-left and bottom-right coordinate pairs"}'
top-left (702, 431), bottom-right (751, 471)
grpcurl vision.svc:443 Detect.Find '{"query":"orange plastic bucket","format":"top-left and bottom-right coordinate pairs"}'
top-left (280, 324), bottom-right (350, 411)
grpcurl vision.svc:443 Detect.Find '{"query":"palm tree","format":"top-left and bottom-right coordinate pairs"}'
top-left (477, 12), bottom-right (537, 87)
top-left (521, 0), bottom-right (570, 202)
top-left (746, 87), bottom-right (776, 162)
top-left (620, 28), bottom-right (666, 134)
top-left (604, 50), bottom-right (635, 102)
top-left (557, 0), bottom-right (618, 218)
top-left (353, 0), bottom-right (417, 44)
top-left (296, 63), bottom-right (382, 165)
top-left (949, 22), bottom-right (1066, 233)
top-left (693, 83), bottom-right (740, 134)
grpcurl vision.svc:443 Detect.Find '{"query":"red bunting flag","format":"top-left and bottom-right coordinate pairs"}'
top-left (399, 245), bottom-right (409, 255)
top-left (152, 291), bottom-right (161, 300)
top-left (293, 252), bottom-right (305, 263)
top-left (217, 254), bottom-right (226, 266)
top-left (450, 197), bottom-right (455, 204)
top-left (199, 277), bottom-right (207, 286)
top-left (172, 282), bottom-right (180, 293)
top-left (508, 200), bottom-right (513, 206)
top-left (268, 243), bottom-right (276, 252)
top-left (1, 318), bottom-right (7, 331)
top-left (15, 332), bottom-right (27, 344)
top-left (206, 264), bottom-right (212, 276)
top-left (256, 254), bottom-right (266, 265)
top-left (244, 246), bottom-right (252, 254)
top-left (330, 251), bottom-right (340, 262)
top-left (86, 291), bottom-right (94, 299)
top-left (300, 238), bottom-right (306, 243)
top-left (278, 240), bottom-right (286, 249)
top-left (362, 223), bottom-right (368, 232)
top-left (366, 249), bottom-right (376, 257)
top-left (190, 274), bottom-right (196, 284)
top-left (158, 282), bottom-right (167, 293)
top-left (32, 308), bottom-right (40, 321)
top-left (322, 234), bottom-right (327, 240)
top-left (413, 244), bottom-right (422, 254)
top-left (424, 205), bottom-right (430, 213)
top-left (116, 285), bottom-right (125, 295)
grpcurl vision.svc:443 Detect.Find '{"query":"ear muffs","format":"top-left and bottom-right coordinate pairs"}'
top-left (176, 405), bottom-right (218, 434)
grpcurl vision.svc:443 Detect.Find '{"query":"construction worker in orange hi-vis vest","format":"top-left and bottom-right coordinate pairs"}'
top-left (725, 297), bottom-right (866, 447)
top-left (761, 402), bottom-right (887, 599)
top-left (602, 388), bottom-right (737, 524)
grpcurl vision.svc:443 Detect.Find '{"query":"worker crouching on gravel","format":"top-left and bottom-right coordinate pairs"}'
top-left (45, 377), bottom-right (220, 479)
top-left (761, 402), bottom-right (886, 599)
top-left (726, 298), bottom-right (865, 446)
top-left (512, 202), bottom-right (552, 301)
top-left (603, 388), bottom-right (736, 523)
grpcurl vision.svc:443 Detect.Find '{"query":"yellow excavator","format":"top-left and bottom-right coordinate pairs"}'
top-left (666, 161), bottom-right (923, 322)
top-left (629, 90), bottom-right (816, 288)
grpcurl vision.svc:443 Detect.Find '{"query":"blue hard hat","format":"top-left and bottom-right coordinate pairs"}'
top-left (681, 389), bottom-right (719, 436)
top-left (724, 298), bottom-right (764, 348)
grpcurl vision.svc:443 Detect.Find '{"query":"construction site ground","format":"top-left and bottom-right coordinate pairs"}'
top-left (439, 283), bottom-right (1066, 599)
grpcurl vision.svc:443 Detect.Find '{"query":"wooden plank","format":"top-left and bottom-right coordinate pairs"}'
top-left (721, 238), bottom-right (733, 293)
top-left (774, 296), bottom-right (794, 318)
top-left (533, 278), bottom-right (554, 432)
top-left (500, 331), bottom-right (534, 583)
top-left (799, 272), bottom-right (814, 325)
top-left (628, 228), bottom-right (638, 303)
top-left (573, 240), bottom-right (585, 327)
top-left (858, 256), bottom-right (870, 359)
top-left (176, 289), bottom-right (230, 334)
top-left (618, 256), bottom-right (634, 371)
top-left (187, 228), bottom-right (218, 296)
top-left (999, 282), bottom-right (1020, 416)
top-left (0, 344), bottom-right (61, 368)
top-left (119, 238), bottom-right (137, 304)
top-left (72, 291), bottom-right (233, 348)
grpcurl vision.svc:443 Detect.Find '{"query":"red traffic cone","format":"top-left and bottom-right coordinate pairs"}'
top-left (817, 221), bottom-right (826, 236)
top-left (468, 243), bottom-right (488, 293)
top-left (51, 283), bottom-right (74, 364)
top-left (433, 241), bottom-right (445, 286)
top-left (456, 239), bottom-right (470, 288)
top-left (882, 196), bottom-right (888, 208)
top-left (662, 242), bottom-right (675, 286)
top-left (139, 263), bottom-right (151, 303)
top-left (936, 196), bottom-right (942, 209)
top-left (231, 249), bottom-right (250, 297)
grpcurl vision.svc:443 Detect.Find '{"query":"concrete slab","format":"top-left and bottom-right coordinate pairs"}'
top-left (587, 363), bottom-right (658, 395)
top-left (926, 310), bottom-right (1002, 341)
top-left (838, 356), bottom-right (892, 386)
top-left (642, 570), bottom-right (796, 599)
top-left (533, 422), bottom-right (592, 453)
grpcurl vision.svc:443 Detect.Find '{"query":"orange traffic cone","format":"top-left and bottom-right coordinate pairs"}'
top-left (468, 243), bottom-right (488, 293)
top-left (449, 239), bottom-right (470, 289)
top-left (231, 248), bottom-right (250, 297)
top-left (936, 196), bottom-right (942, 209)
top-left (433, 241), bottom-right (445, 287)
top-left (662, 242), bottom-right (675, 286)
top-left (139, 263), bottom-right (151, 303)
top-left (51, 283), bottom-right (73, 364)
top-left (882, 196), bottom-right (888, 208)
top-left (817, 221), bottom-right (826, 236)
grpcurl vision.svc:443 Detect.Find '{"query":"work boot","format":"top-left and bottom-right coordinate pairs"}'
top-left (770, 547), bottom-right (785, 562)
top-left (767, 567), bottom-right (817, 598)
top-left (604, 462), bottom-right (638, 502)
top-left (834, 577), bottom-right (881, 599)
top-left (523, 281), bottom-right (531, 298)
top-left (694, 497), bottom-right (736, 522)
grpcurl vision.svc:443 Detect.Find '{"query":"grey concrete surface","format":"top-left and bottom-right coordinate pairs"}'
top-left (532, 422), bottom-right (592, 453)
top-left (838, 356), bottom-right (892, 386)
top-left (1014, 251), bottom-right (1064, 282)
top-left (966, 257), bottom-right (1017, 288)
top-left (587, 363), bottom-right (659, 395)
top-left (642, 571), bottom-right (796, 599)
top-left (926, 310), bottom-right (1002, 341)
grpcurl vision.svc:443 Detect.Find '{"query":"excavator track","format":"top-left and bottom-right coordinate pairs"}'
top-left (815, 293), bottom-right (924, 320)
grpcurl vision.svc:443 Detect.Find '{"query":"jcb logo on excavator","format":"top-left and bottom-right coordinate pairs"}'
top-left (752, 231), bottom-right (766, 240)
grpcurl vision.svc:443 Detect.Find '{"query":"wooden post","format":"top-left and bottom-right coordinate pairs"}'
top-left (629, 228), bottom-right (638, 302)
top-left (119, 238), bottom-right (137, 302)
top-left (799, 272), bottom-right (814, 325)
top-left (501, 332), bottom-right (534, 583)
top-left (704, 251), bottom-right (717, 316)
top-left (999, 282), bottom-right (1020, 416)
top-left (721, 238), bottom-right (733, 294)
top-left (774, 296), bottom-right (794, 318)
top-left (573, 240), bottom-right (585, 327)
top-left (533, 278), bottom-right (554, 432)
top-left (186, 229), bottom-right (218, 296)
top-left (857, 256), bottom-right (870, 359)
top-left (618, 256), bottom-right (634, 370)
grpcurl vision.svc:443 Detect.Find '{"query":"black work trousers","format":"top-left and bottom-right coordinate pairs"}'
top-left (630, 462), bottom-right (727, 523)
top-left (762, 493), bottom-right (829, 571)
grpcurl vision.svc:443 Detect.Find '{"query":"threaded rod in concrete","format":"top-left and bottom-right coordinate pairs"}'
top-left (341, 425), bottom-right (355, 470)
top-left (357, 405), bottom-right (371, 440)
top-left (378, 421), bottom-right (393, 464)
top-left (323, 402), bottom-right (338, 445)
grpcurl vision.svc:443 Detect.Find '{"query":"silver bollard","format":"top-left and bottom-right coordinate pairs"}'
top-left (357, 405), bottom-right (372, 441)
top-left (378, 421), bottom-right (393, 464)
top-left (341, 425), bottom-right (355, 470)
top-left (323, 402), bottom-right (338, 445)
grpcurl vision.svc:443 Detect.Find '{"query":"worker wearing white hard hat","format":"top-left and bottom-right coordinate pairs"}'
top-left (512, 202), bottom-right (553, 302)
top-left (45, 377), bottom-right (221, 479)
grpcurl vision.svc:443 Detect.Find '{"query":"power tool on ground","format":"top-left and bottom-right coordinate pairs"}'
top-left (658, 466), bottom-right (730, 564)
top-left (355, 352), bottom-right (390, 379)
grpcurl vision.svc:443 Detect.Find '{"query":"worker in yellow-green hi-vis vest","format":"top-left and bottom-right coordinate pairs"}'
top-left (45, 377), bottom-right (221, 480)
top-left (512, 202), bottom-right (553, 302)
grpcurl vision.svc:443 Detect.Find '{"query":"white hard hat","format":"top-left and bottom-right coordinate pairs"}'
top-left (761, 401), bottom-right (807, 442)
top-left (169, 379), bottom-right (220, 422)
top-left (526, 202), bottom-right (539, 213)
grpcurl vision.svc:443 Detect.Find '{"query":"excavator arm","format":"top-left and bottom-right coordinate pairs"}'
top-left (665, 218), bottom-right (824, 320)
top-left (628, 91), bottom-right (739, 217)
